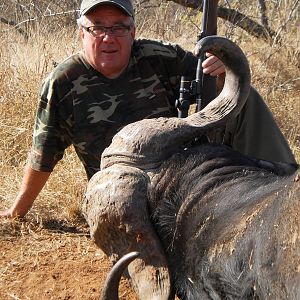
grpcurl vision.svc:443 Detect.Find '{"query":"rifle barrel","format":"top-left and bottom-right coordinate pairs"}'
top-left (196, 0), bottom-right (219, 111)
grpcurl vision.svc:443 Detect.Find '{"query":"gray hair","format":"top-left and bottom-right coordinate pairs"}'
top-left (77, 15), bottom-right (87, 28)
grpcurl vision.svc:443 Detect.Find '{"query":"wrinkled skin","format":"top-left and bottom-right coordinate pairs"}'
top-left (84, 164), bottom-right (172, 299)
top-left (148, 145), bottom-right (299, 299)
top-left (98, 144), bottom-right (299, 299)
top-left (83, 36), bottom-right (253, 300)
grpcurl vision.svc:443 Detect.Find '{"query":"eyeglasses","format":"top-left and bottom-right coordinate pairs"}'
top-left (82, 25), bottom-right (132, 37)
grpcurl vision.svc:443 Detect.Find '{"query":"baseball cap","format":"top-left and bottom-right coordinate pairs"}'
top-left (80, 0), bottom-right (134, 17)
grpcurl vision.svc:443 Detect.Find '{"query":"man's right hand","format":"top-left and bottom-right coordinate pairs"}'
top-left (0, 166), bottom-right (51, 219)
top-left (0, 208), bottom-right (14, 218)
top-left (0, 203), bottom-right (30, 219)
top-left (0, 207), bottom-right (22, 218)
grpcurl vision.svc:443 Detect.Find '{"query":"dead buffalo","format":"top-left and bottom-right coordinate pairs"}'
top-left (100, 145), bottom-right (299, 300)
top-left (82, 36), bottom-right (299, 300)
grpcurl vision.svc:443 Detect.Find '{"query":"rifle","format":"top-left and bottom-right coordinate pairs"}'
top-left (176, 0), bottom-right (219, 117)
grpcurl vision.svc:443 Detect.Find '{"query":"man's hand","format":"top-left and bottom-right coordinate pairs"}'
top-left (0, 202), bottom-right (28, 219)
top-left (202, 53), bottom-right (225, 76)
top-left (193, 44), bottom-right (226, 90)
top-left (0, 207), bottom-right (21, 219)
top-left (193, 43), bottom-right (225, 77)
top-left (0, 166), bottom-right (51, 219)
top-left (0, 209), bottom-right (12, 218)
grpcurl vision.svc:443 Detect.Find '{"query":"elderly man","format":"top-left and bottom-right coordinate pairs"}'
top-left (0, 0), bottom-right (296, 218)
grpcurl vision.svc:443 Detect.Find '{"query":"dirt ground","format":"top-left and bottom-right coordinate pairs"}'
top-left (0, 219), bottom-right (138, 300)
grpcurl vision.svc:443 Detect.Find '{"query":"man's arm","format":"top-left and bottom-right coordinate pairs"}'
top-left (0, 165), bottom-right (51, 218)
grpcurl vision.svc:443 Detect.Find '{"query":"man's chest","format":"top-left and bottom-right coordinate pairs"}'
top-left (62, 69), bottom-right (177, 159)
top-left (71, 71), bottom-right (174, 129)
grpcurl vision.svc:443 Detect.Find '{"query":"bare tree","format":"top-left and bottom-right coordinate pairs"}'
top-left (165, 0), bottom-right (275, 41)
top-left (0, 0), bottom-right (80, 40)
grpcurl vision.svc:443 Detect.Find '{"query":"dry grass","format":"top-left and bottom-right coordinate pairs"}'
top-left (0, 1), bottom-right (299, 299)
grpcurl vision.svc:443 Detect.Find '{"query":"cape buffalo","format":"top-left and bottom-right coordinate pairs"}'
top-left (82, 36), bottom-right (299, 300)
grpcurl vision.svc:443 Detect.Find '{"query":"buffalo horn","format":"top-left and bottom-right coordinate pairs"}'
top-left (101, 252), bottom-right (140, 300)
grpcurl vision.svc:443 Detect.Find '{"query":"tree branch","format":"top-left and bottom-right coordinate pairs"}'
top-left (166, 0), bottom-right (276, 42)
top-left (0, 17), bottom-right (29, 40)
top-left (0, 10), bottom-right (79, 41)
top-left (257, 0), bottom-right (269, 30)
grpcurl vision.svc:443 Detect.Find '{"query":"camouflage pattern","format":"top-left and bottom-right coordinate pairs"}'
top-left (29, 39), bottom-right (198, 179)
top-left (29, 38), bottom-right (297, 179)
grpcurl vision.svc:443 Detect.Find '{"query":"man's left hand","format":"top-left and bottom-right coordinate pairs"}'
top-left (202, 53), bottom-right (225, 76)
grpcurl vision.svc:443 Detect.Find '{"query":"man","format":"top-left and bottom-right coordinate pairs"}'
top-left (0, 0), bottom-right (296, 218)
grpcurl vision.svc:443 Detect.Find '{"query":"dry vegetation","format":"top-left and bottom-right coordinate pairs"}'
top-left (0, 0), bottom-right (299, 299)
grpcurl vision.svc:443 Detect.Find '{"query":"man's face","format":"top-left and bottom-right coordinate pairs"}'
top-left (80, 5), bottom-right (135, 78)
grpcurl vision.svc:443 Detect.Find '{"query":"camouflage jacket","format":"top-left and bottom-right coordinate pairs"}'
top-left (29, 39), bottom-right (198, 178)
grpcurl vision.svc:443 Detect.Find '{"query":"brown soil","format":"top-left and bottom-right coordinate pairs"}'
top-left (0, 220), bottom-right (138, 300)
